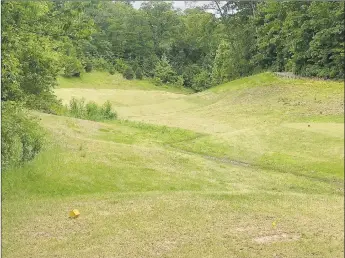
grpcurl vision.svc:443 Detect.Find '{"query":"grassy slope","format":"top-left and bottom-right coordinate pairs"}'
top-left (3, 72), bottom-right (344, 257)
top-left (57, 71), bottom-right (193, 94)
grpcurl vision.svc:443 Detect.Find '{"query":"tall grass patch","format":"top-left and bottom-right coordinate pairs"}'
top-left (67, 97), bottom-right (117, 121)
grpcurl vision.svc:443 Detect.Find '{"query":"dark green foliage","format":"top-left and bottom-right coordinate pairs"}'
top-left (92, 58), bottom-right (110, 71)
top-left (68, 98), bottom-right (117, 121)
top-left (142, 55), bottom-right (160, 77)
top-left (135, 67), bottom-right (143, 80)
top-left (154, 55), bottom-right (183, 86)
top-left (109, 67), bottom-right (116, 75)
top-left (2, 1), bottom-right (342, 96)
top-left (192, 71), bottom-right (212, 92)
top-left (211, 40), bottom-right (233, 85)
top-left (131, 62), bottom-right (139, 73)
top-left (85, 62), bottom-right (93, 73)
top-left (102, 100), bottom-right (117, 120)
top-left (1, 101), bottom-right (45, 170)
top-left (69, 98), bottom-right (87, 119)
top-left (114, 59), bottom-right (128, 74)
top-left (64, 56), bottom-right (83, 77)
top-left (152, 77), bottom-right (163, 86)
top-left (182, 65), bottom-right (202, 88)
top-left (1, 2), bottom-right (59, 103)
top-left (25, 92), bottom-right (63, 115)
top-left (123, 66), bottom-right (135, 80)
top-left (253, 1), bottom-right (344, 79)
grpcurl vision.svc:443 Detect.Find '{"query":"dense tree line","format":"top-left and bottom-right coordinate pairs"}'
top-left (1, 1), bottom-right (344, 169)
top-left (2, 1), bottom-right (343, 100)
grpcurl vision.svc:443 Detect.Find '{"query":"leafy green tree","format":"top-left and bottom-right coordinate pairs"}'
top-left (123, 66), bottom-right (135, 80)
top-left (211, 40), bottom-right (233, 85)
top-left (192, 71), bottom-right (212, 92)
top-left (63, 55), bottom-right (83, 77)
top-left (253, 1), bottom-right (344, 79)
top-left (135, 67), bottom-right (143, 80)
top-left (182, 65), bottom-right (202, 88)
top-left (154, 55), bottom-right (180, 85)
top-left (1, 101), bottom-right (44, 170)
top-left (141, 2), bottom-right (181, 57)
top-left (304, 2), bottom-right (344, 79)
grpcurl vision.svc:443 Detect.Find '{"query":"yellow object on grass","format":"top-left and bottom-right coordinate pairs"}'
top-left (69, 209), bottom-right (80, 218)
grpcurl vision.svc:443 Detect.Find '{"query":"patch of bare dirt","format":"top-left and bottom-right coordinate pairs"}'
top-left (253, 233), bottom-right (301, 244)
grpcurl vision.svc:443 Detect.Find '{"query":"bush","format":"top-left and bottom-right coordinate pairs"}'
top-left (114, 58), bottom-right (128, 73)
top-left (85, 62), bottom-right (93, 73)
top-left (175, 75), bottom-right (184, 87)
top-left (135, 67), bottom-right (143, 79)
top-left (85, 101), bottom-right (100, 121)
top-left (192, 71), bottom-right (211, 92)
top-left (69, 97), bottom-right (86, 118)
top-left (102, 100), bottom-right (117, 120)
top-left (154, 55), bottom-right (182, 86)
top-left (152, 77), bottom-right (163, 86)
top-left (1, 101), bottom-right (45, 170)
top-left (67, 98), bottom-right (117, 121)
top-left (109, 67), bottom-right (116, 75)
top-left (123, 66), bottom-right (134, 80)
top-left (92, 58), bottom-right (110, 71)
top-left (142, 55), bottom-right (159, 77)
top-left (182, 64), bottom-right (202, 88)
top-left (131, 62), bottom-right (139, 72)
top-left (25, 91), bottom-right (65, 115)
top-left (63, 56), bottom-right (83, 77)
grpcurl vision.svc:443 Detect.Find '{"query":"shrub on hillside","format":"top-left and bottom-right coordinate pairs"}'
top-left (25, 91), bottom-right (65, 115)
top-left (154, 55), bottom-right (182, 86)
top-left (131, 62), bottom-right (139, 73)
top-left (109, 67), bottom-right (116, 75)
top-left (68, 98), bottom-right (117, 121)
top-left (135, 67), bottom-right (143, 79)
top-left (142, 55), bottom-right (159, 77)
top-left (114, 58), bottom-right (128, 73)
top-left (64, 56), bottom-right (83, 77)
top-left (1, 101), bottom-right (45, 170)
top-left (92, 58), bottom-right (110, 71)
top-left (152, 77), bottom-right (163, 86)
top-left (123, 67), bottom-right (134, 80)
top-left (69, 97), bottom-right (87, 119)
top-left (102, 100), bottom-right (117, 120)
top-left (182, 64), bottom-right (202, 88)
top-left (85, 62), bottom-right (93, 73)
top-left (175, 75), bottom-right (184, 87)
top-left (192, 71), bottom-right (212, 92)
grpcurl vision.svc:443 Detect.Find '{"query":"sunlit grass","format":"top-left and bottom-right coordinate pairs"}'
top-left (57, 71), bottom-right (193, 94)
top-left (3, 72), bottom-right (344, 257)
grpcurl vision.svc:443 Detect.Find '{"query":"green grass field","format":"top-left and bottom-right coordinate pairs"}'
top-left (57, 71), bottom-right (193, 94)
top-left (3, 72), bottom-right (344, 257)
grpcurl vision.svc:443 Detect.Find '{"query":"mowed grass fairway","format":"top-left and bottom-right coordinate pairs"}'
top-left (3, 72), bottom-right (344, 257)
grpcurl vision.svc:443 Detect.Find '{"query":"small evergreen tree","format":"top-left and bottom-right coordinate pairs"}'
top-left (85, 62), bottom-right (93, 73)
top-left (154, 54), bottom-right (180, 85)
top-left (109, 67), bottom-right (116, 75)
top-left (192, 71), bottom-right (211, 92)
top-left (211, 40), bottom-right (233, 86)
top-left (123, 66), bottom-right (134, 80)
top-left (135, 67), bottom-right (143, 79)
top-left (64, 56), bottom-right (83, 77)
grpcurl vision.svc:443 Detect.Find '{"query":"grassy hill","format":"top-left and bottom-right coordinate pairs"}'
top-left (3, 72), bottom-right (344, 257)
top-left (57, 71), bottom-right (193, 94)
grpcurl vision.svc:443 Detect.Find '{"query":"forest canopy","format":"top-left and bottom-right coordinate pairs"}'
top-left (2, 1), bottom-right (344, 101)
